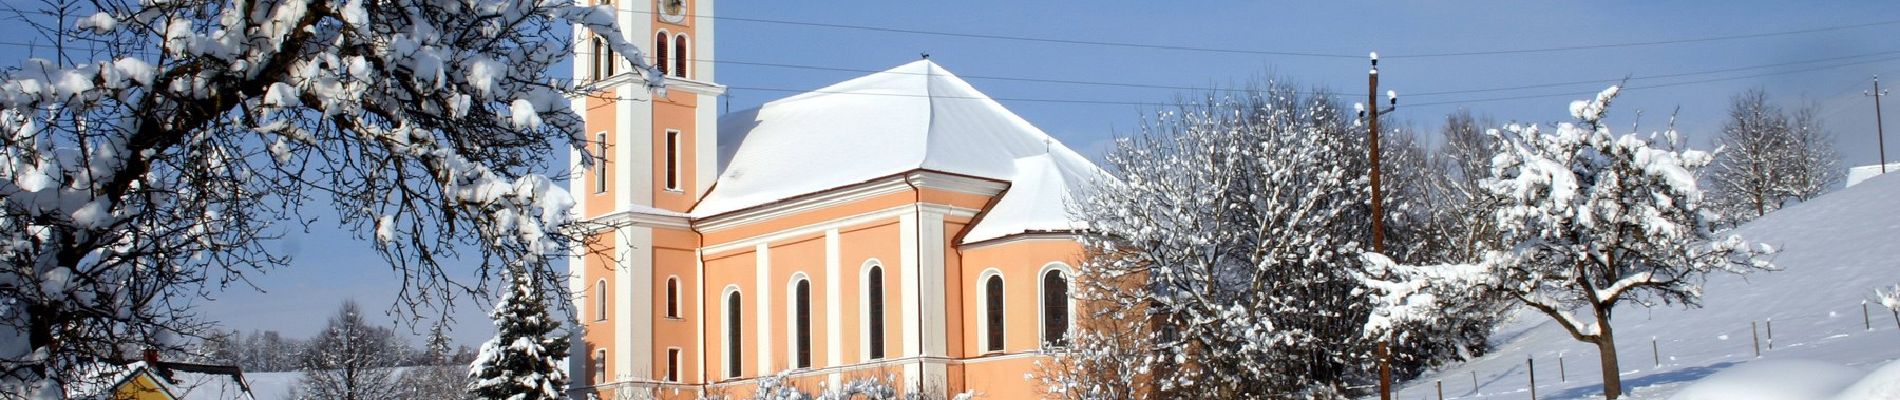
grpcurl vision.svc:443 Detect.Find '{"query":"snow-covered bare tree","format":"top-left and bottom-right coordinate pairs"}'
top-left (297, 300), bottom-right (411, 400)
top-left (467, 264), bottom-right (567, 400)
top-left (239, 330), bottom-right (305, 372)
top-left (1427, 110), bottom-right (1506, 261)
top-left (1707, 89), bottom-right (1843, 225)
top-left (1056, 84), bottom-right (1386, 398)
top-left (0, 0), bottom-right (659, 395)
top-left (1365, 87), bottom-right (1778, 400)
top-left (1051, 81), bottom-right (1511, 398)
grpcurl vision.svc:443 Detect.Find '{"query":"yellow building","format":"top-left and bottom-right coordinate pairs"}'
top-left (82, 356), bottom-right (254, 400)
top-left (569, 2), bottom-right (1100, 398)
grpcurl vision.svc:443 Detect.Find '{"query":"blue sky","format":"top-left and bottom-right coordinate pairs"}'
top-left (7, 1), bottom-right (1900, 347)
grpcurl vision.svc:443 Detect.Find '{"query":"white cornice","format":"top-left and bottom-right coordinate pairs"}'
top-left (694, 175), bottom-right (912, 233)
top-left (664, 76), bottom-right (726, 96)
top-left (567, 73), bottom-right (726, 100)
top-left (699, 204), bottom-right (978, 256)
top-left (579, 208), bottom-right (693, 232)
top-left (957, 231), bottom-right (1082, 251)
top-left (695, 170), bottom-right (1006, 234)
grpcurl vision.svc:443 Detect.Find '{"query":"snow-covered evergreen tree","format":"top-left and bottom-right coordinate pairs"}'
top-left (1363, 86), bottom-right (1778, 400)
top-left (0, 0), bottom-right (660, 395)
top-left (468, 265), bottom-right (568, 400)
top-left (403, 324), bottom-right (472, 400)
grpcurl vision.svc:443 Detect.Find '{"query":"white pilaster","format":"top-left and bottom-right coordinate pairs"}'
top-left (824, 229), bottom-right (843, 388)
top-left (694, 248), bottom-right (708, 385)
top-left (616, 83), bottom-right (653, 209)
top-left (754, 243), bottom-right (773, 375)
top-left (897, 212), bottom-right (921, 390)
top-left (916, 209), bottom-right (949, 398)
top-left (618, 227), bottom-right (654, 380)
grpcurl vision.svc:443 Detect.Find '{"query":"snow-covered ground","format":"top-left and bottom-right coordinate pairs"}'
top-left (1393, 172), bottom-right (1900, 400)
top-left (241, 372), bottom-right (300, 400)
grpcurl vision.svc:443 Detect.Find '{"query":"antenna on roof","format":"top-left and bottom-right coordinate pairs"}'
top-left (920, 52), bottom-right (930, 60)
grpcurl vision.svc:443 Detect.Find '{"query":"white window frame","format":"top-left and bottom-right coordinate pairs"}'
top-left (977, 268), bottom-right (1006, 354)
top-left (664, 275), bottom-right (682, 319)
top-left (785, 272), bottom-right (814, 370)
top-left (592, 347), bottom-right (608, 384)
top-left (673, 33), bottom-right (690, 78)
top-left (858, 259), bottom-right (886, 361)
top-left (664, 129), bottom-right (683, 192)
top-left (1037, 262), bottom-right (1075, 350)
top-left (721, 285), bottom-right (744, 379)
top-left (665, 346), bottom-right (682, 382)
top-left (593, 132), bottom-right (609, 194)
top-left (594, 278), bottom-right (609, 322)
top-left (654, 30), bottom-right (671, 77)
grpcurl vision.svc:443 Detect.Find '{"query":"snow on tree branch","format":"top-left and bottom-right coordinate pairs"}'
top-left (1374, 85), bottom-right (1779, 400)
top-left (0, 0), bottom-right (663, 395)
top-left (1878, 284), bottom-right (1900, 313)
top-left (1356, 253), bottom-right (1489, 340)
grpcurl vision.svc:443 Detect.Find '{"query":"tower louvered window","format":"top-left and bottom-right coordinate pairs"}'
top-left (674, 34), bottom-right (689, 78)
top-left (655, 33), bottom-right (670, 76)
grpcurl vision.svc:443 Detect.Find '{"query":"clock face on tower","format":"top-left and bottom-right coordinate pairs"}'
top-left (658, 0), bottom-right (685, 23)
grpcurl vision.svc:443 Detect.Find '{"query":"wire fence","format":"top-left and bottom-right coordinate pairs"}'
top-left (1405, 300), bottom-right (1900, 400)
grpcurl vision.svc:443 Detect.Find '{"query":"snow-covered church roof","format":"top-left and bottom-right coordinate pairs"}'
top-left (700, 60), bottom-right (1102, 243)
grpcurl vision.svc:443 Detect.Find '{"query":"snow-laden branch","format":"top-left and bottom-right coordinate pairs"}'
top-left (1357, 253), bottom-right (1492, 340)
top-left (0, 0), bottom-right (665, 394)
top-left (1878, 284), bottom-right (1900, 312)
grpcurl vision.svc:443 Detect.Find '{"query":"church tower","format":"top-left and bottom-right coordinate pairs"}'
top-left (568, 0), bottom-right (721, 398)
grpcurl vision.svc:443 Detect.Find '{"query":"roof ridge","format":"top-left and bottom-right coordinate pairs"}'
top-left (919, 60), bottom-right (939, 171)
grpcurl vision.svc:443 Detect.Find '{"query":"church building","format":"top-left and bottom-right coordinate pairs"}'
top-left (567, 0), bottom-right (1101, 398)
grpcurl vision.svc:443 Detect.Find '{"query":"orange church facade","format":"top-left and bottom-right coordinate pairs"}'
top-left (566, 1), bottom-right (1100, 398)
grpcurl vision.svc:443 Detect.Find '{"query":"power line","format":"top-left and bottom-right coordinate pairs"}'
top-left (1404, 54), bottom-right (1900, 109)
top-left (622, 8), bottom-right (1900, 60)
top-left (693, 49), bottom-right (1900, 98)
top-left (566, 48), bottom-right (1900, 102)
top-left (567, 52), bottom-right (1900, 114)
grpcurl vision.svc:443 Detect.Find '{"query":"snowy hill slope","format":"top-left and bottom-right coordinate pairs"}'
top-left (1393, 172), bottom-right (1900, 400)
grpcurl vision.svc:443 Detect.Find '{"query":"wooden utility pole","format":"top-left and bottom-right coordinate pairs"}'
top-left (1368, 52), bottom-right (1393, 400)
top-left (1870, 76), bottom-right (1890, 173)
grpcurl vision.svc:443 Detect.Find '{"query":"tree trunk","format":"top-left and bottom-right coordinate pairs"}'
top-left (1596, 322), bottom-right (1623, 399)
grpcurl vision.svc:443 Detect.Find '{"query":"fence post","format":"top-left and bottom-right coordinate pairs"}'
top-left (1528, 357), bottom-right (1537, 400)
top-left (1767, 318), bottom-right (1775, 350)
top-left (1752, 321), bottom-right (1761, 357)
top-left (1652, 338), bottom-right (1660, 366)
top-left (1436, 380), bottom-right (1443, 400)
